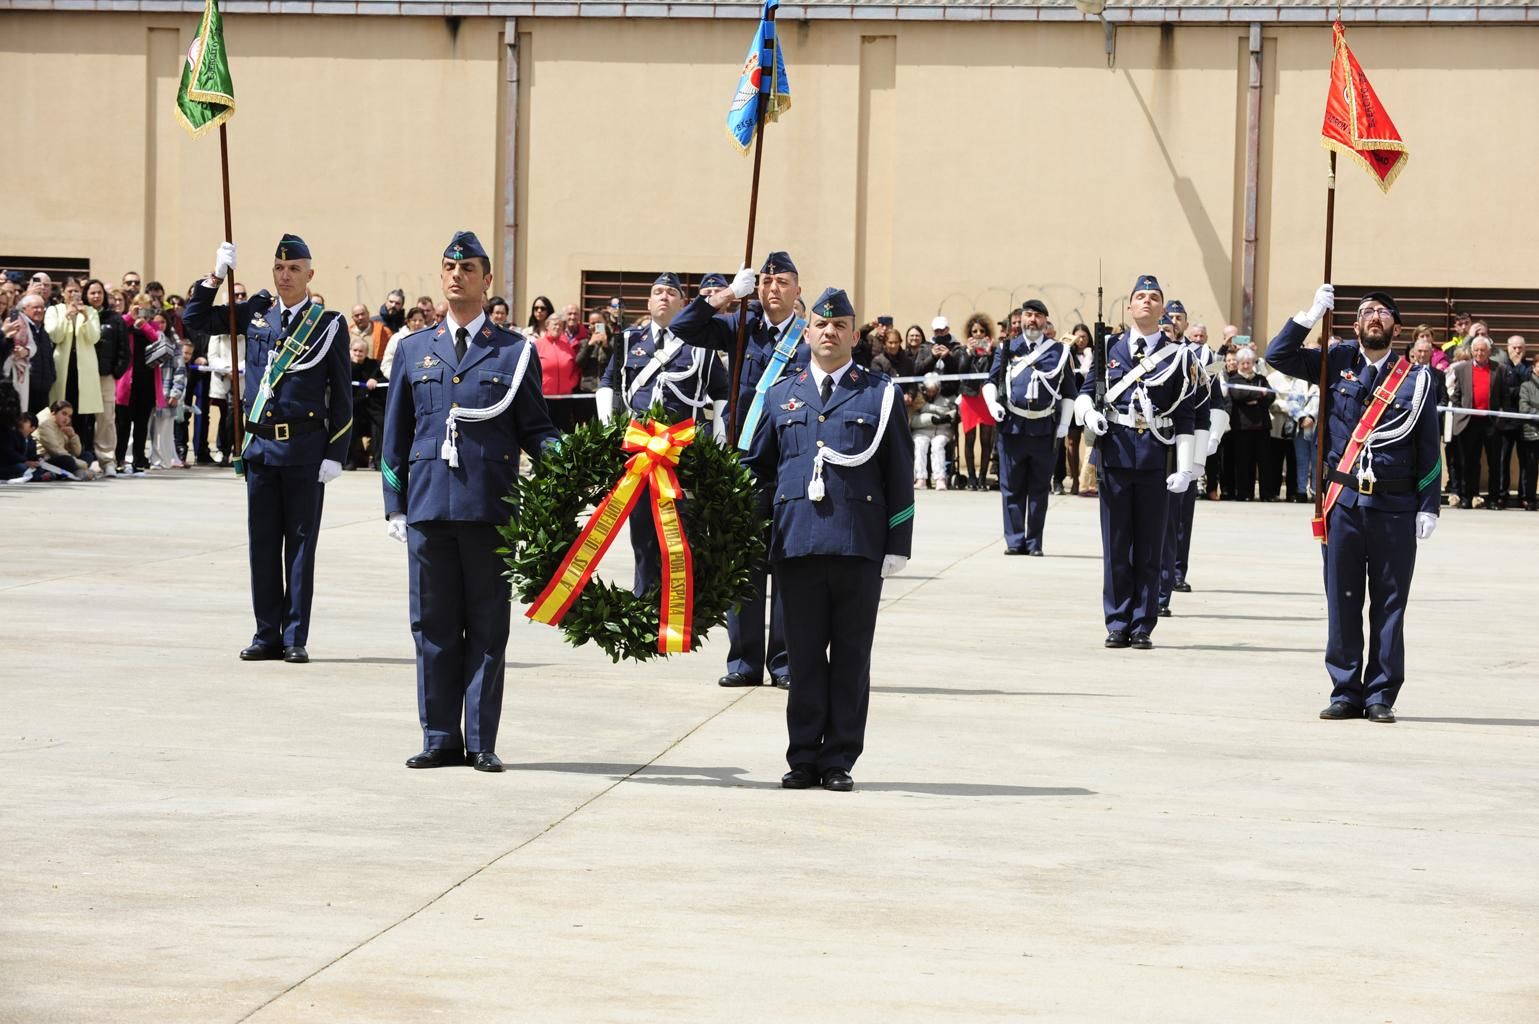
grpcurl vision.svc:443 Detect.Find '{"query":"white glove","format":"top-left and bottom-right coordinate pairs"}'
top-left (317, 458), bottom-right (343, 484)
top-left (981, 383), bottom-right (1006, 423)
top-left (881, 554), bottom-right (908, 578)
top-left (1415, 512), bottom-right (1437, 540)
top-left (214, 241), bottom-right (237, 280)
top-left (1192, 429), bottom-right (1210, 465)
top-left (1206, 409), bottom-right (1230, 455)
top-left (1055, 399), bottom-right (1074, 439)
top-left (1166, 433), bottom-right (1196, 493)
top-left (711, 399), bottom-right (729, 443)
top-left (1293, 283), bottom-right (1335, 329)
top-left (386, 513), bottom-right (407, 543)
top-left (729, 266), bottom-right (757, 300)
top-left (594, 386), bottom-right (615, 425)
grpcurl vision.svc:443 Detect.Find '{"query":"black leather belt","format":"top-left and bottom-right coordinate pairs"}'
top-left (245, 418), bottom-right (326, 442)
top-left (1328, 469), bottom-right (1413, 496)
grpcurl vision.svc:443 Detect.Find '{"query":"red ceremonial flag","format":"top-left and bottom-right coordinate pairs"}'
top-left (1320, 20), bottom-right (1408, 192)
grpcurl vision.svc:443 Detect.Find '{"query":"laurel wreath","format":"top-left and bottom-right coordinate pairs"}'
top-left (499, 411), bottom-right (766, 663)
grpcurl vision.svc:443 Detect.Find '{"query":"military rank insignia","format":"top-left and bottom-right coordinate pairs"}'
top-left (848, 369), bottom-right (861, 383)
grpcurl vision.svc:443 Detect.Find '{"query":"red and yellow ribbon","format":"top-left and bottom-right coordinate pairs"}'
top-left (526, 418), bottom-right (698, 654)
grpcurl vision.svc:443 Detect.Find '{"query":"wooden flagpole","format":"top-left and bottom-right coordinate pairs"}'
top-left (219, 123), bottom-right (244, 460)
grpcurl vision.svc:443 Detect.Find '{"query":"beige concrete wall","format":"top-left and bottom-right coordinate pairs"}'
top-left (4, 13), bottom-right (1537, 337)
top-left (2, 12), bottom-right (502, 304)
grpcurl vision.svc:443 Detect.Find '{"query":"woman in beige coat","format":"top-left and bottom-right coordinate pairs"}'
top-left (45, 280), bottom-right (103, 465)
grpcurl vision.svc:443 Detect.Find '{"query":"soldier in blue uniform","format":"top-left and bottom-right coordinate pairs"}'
top-left (671, 251), bottom-right (811, 690)
top-left (184, 234), bottom-right (352, 664)
top-left (696, 272), bottom-right (728, 301)
top-left (982, 298), bottom-right (1075, 556)
top-left (595, 271), bottom-right (729, 595)
top-left (744, 287), bottom-right (914, 792)
top-left (1266, 285), bottom-right (1440, 723)
top-left (1074, 274), bottom-right (1202, 650)
top-left (1156, 300), bottom-right (1221, 615)
top-left (380, 231), bottom-right (560, 771)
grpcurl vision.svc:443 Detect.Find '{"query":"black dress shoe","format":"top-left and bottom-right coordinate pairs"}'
top-left (1158, 604), bottom-right (1172, 617)
top-left (822, 768), bottom-right (854, 792)
top-left (1129, 632), bottom-right (1154, 650)
top-left (239, 643), bottom-right (283, 661)
top-left (781, 766), bottom-right (818, 789)
top-left (1003, 548), bottom-right (1027, 556)
top-left (405, 748), bottom-right (465, 769)
top-left (1027, 549), bottom-right (1044, 557)
top-left (1319, 702), bottom-right (1361, 720)
top-left (283, 645), bottom-right (309, 664)
top-left (1364, 704), bottom-right (1396, 723)
top-left (1104, 631), bottom-right (1131, 649)
top-left (717, 672), bottom-right (759, 687)
top-left (1174, 581), bottom-right (1192, 593)
top-left (469, 751), bottom-right (505, 772)
top-left (771, 675), bottom-right (790, 690)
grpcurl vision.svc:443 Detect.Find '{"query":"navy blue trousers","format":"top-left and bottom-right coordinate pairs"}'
top-left (1099, 466), bottom-right (1169, 636)
top-left (725, 524), bottom-right (788, 681)
top-left (244, 459), bottom-right (324, 648)
top-left (1321, 502), bottom-right (1417, 709)
top-left (407, 522), bottom-right (510, 753)
top-left (1159, 486), bottom-right (1198, 603)
top-left (998, 432), bottom-right (1053, 554)
top-left (773, 555), bottom-right (884, 773)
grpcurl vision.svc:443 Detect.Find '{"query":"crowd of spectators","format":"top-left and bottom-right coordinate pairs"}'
top-left (4, 267), bottom-right (1534, 510)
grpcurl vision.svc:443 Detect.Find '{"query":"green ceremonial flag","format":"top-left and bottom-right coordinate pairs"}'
top-left (174, 0), bottom-right (235, 137)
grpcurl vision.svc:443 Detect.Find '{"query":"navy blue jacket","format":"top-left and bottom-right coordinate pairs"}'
top-left (989, 337), bottom-right (1075, 439)
top-left (381, 321), bottom-right (560, 525)
top-left (668, 296), bottom-right (810, 431)
top-left (744, 365), bottom-right (915, 564)
top-left (183, 281), bottom-right (352, 467)
top-left (1266, 319), bottom-right (1440, 516)
top-left (1078, 332), bottom-right (1200, 472)
top-left (599, 323), bottom-right (729, 423)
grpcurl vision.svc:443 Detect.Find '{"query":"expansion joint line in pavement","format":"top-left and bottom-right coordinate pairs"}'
top-left (233, 685), bottom-right (760, 1023)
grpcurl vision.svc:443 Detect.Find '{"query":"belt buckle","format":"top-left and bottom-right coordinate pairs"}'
top-left (1134, 414), bottom-right (1149, 431)
top-left (1359, 475), bottom-right (1373, 495)
top-left (274, 423), bottom-right (290, 442)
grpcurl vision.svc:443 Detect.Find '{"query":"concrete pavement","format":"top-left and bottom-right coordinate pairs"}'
top-left (3, 469), bottom-right (1537, 1023)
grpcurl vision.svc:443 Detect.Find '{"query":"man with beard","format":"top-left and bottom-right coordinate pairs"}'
top-left (982, 298), bottom-right (1074, 556)
top-left (1156, 301), bottom-right (1225, 613)
top-left (1266, 286), bottom-right (1440, 723)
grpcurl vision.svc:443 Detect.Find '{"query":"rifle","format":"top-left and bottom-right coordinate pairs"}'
top-left (1091, 263), bottom-right (1110, 449)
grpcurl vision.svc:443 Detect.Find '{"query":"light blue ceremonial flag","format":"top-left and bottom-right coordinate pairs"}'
top-left (725, 0), bottom-right (791, 152)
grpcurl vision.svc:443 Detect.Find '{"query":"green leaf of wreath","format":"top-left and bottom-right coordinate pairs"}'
top-left (500, 409), bottom-right (768, 664)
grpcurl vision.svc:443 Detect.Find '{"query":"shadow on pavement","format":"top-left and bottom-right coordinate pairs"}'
top-left (873, 686), bottom-right (1130, 698)
top-left (1159, 644), bottom-right (1317, 654)
top-left (308, 658), bottom-right (551, 669)
top-left (510, 762), bottom-right (1097, 797)
top-left (1396, 717), bottom-right (1539, 727)
top-left (1177, 613), bottom-right (1318, 621)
